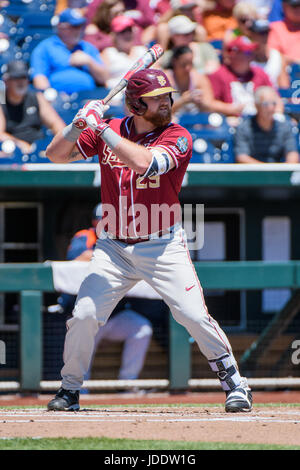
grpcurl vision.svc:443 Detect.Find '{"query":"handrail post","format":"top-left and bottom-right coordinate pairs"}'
top-left (20, 290), bottom-right (42, 391)
top-left (169, 312), bottom-right (191, 390)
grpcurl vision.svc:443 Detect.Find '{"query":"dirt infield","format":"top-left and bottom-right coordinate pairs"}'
top-left (0, 391), bottom-right (299, 446)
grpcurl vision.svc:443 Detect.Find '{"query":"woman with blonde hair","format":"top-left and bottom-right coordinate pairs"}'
top-left (224, 1), bottom-right (259, 44)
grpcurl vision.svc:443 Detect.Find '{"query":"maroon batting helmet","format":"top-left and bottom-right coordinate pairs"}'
top-left (125, 69), bottom-right (177, 116)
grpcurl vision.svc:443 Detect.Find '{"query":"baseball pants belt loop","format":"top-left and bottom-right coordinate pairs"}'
top-left (105, 224), bottom-right (177, 245)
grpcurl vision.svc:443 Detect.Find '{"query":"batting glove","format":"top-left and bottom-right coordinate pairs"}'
top-left (86, 115), bottom-right (110, 136)
top-left (73, 100), bottom-right (110, 130)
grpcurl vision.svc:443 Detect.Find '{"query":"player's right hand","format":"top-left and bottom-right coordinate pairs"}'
top-left (73, 100), bottom-right (110, 130)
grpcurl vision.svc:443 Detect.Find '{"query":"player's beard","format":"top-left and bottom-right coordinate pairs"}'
top-left (143, 106), bottom-right (172, 128)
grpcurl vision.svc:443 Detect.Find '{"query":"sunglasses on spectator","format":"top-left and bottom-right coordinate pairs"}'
top-left (118, 27), bottom-right (133, 34)
top-left (228, 48), bottom-right (254, 56)
top-left (259, 101), bottom-right (277, 106)
top-left (239, 17), bottom-right (252, 24)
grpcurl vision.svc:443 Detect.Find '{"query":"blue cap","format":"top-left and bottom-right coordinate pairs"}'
top-left (59, 8), bottom-right (86, 26)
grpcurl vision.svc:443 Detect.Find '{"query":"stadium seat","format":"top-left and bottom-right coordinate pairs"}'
top-left (209, 39), bottom-right (223, 60)
top-left (179, 112), bottom-right (235, 163)
top-left (18, 136), bottom-right (52, 163)
top-left (0, 11), bottom-right (17, 35)
top-left (179, 112), bottom-right (229, 133)
top-left (209, 39), bottom-right (223, 50)
top-left (284, 103), bottom-right (300, 119)
top-left (0, 42), bottom-right (23, 69)
top-left (0, 143), bottom-right (23, 164)
top-left (52, 99), bottom-right (80, 124)
top-left (73, 87), bottom-right (110, 106)
top-left (289, 63), bottom-right (300, 82)
top-left (105, 104), bottom-right (126, 119)
top-left (19, 32), bottom-right (53, 60)
top-left (70, 88), bottom-right (126, 119)
top-left (2, 0), bottom-right (55, 21)
top-left (15, 12), bottom-right (54, 47)
top-left (278, 88), bottom-right (300, 119)
top-left (191, 134), bottom-right (234, 163)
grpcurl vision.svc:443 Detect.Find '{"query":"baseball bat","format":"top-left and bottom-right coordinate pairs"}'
top-left (75, 44), bottom-right (164, 128)
top-left (102, 43), bottom-right (164, 105)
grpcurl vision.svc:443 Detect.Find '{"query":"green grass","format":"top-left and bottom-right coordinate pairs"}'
top-left (0, 437), bottom-right (299, 450)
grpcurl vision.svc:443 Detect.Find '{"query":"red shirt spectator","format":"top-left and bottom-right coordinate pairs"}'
top-left (207, 36), bottom-right (281, 116)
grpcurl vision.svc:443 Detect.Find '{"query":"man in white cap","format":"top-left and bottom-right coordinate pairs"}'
top-left (158, 15), bottom-right (219, 73)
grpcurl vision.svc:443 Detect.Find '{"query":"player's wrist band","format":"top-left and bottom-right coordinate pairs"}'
top-left (62, 124), bottom-right (83, 142)
top-left (100, 127), bottom-right (122, 150)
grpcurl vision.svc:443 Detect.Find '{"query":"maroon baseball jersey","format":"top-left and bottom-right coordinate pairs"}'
top-left (76, 116), bottom-right (192, 238)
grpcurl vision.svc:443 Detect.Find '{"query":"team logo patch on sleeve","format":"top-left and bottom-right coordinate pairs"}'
top-left (176, 136), bottom-right (189, 154)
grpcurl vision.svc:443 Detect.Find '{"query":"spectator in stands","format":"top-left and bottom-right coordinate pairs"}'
top-left (55, 204), bottom-right (153, 386)
top-left (234, 86), bottom-right (299, 163)
top-left (243, 0), bottom-right (273, 19)
top-left (30, 8), bottom-right (108, 94)
top-left (164, 45), bottom-right (214, 117)
top-left (101, 15), bottom-right (147, 91)
top-left (55, 0), bottom-right (90, 15)
top-left (268, 0), bottom-right (300, 63)
top-left (249, 19), bottom-right (290, 88)
top-left (0, 61), bottom-right (65, 155)
top-left (159, 15), bottom-right (220, 74)
top-left (85, 0), bottom-right (155, 32)
top-left (207, 36), bottom-right (283, 117)
top-left (224, 1), bottom-right (258, 44)
top-left (84, 0), bottom-right (127, 52)
top-left (202, 0), bottom-right (238, 41)
top-left (153, 0), bottom-right (207, 51)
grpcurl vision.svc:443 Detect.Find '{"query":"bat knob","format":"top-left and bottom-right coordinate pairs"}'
top-left (75, 119), bottom-right (87, 129)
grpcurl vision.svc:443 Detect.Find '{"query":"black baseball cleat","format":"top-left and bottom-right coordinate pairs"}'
top-left (47, 388), bottom-right (80, 411)
top-left (225, 378), bottom-right (253, 413)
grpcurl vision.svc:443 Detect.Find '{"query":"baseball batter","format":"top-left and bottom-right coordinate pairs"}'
top-left (46, 69), bottom-right (252, 413)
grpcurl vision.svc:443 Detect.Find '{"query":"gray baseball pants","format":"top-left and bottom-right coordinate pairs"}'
top-left (61, 224), bottom-right (235, 390)
top-left (84, 308), bottom-right (153, 380)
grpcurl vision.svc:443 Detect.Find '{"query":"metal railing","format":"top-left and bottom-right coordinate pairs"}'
top-left (1, 261), bottom-right (300, 391)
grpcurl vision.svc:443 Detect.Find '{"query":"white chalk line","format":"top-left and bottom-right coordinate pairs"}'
top-left (0, 408), bottom-right (300, 425)
top-left (1, 416), bottom-right (300, 424)
top-left (1, 409), bottom-right (300, 418)
top-left (1, 419), bottom-right (300, 424)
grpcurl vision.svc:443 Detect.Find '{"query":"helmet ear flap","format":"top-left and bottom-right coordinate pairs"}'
top-left (136, 98), bottom-right (148, 116)
top-left (125, 96), bottom-right (148, 116)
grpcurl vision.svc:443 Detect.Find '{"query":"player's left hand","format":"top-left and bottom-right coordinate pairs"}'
top-left (86, 114), bottom-right (110, 136)
top-left (73, 100), bottom-right (110, 130)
